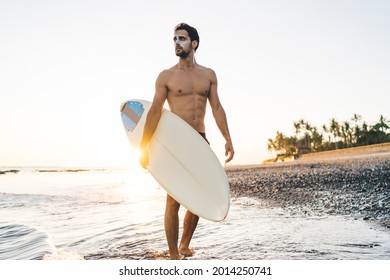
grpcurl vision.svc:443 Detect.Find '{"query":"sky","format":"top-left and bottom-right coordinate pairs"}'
top-left (1, 0), bottom-right (389, 168)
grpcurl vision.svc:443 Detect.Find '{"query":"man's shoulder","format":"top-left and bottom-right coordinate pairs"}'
top-left (200, 66), bottom-right (217, 80)
top-left (157, 65), bottom-right (178, 78)
top-left (196, 64), bottom-right (214, 72)
top-left (194, 65), bottom-right (216, 79)
top-left (157, 67), bottom-right (176, 81)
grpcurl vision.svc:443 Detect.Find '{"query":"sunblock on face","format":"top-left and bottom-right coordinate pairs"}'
top-left (173, 35), bottom-right (189, 48)
top-left (173, 30), bottom-right (193, 58)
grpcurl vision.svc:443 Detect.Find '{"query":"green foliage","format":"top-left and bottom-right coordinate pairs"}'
top-left (267, 114), bottom-right (390, 158)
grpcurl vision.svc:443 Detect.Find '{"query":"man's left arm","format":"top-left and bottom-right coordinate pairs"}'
top-left (208, 69), bottom-right (234, 163)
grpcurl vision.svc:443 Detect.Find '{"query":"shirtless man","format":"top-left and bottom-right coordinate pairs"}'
top-left (139, 23), bottom-right (234, 260)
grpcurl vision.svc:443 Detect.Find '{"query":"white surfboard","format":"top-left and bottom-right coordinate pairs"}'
top-left (120, 99), bottom-right (230, 221)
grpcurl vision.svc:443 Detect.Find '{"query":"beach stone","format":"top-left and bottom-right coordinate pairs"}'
top-left (227, 154), bottom-right (390, 228)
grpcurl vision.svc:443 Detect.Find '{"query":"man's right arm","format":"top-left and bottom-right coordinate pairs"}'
top-left (139, 71), bottom-right (169, 169)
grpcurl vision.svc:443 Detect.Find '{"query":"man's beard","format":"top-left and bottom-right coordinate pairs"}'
top-left (175, 48), bottom-right (190, 58)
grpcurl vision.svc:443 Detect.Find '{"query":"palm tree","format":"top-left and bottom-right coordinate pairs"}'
top-left (321, 124), bottom-right (331, 150)
top-left (275, 131), bottom-right (286, 154)
top-left (360, 122), bottom-right (369, 145)
top-left (329, 118), bottom-right (340, 149)
top-left (372, 115), bottom-right (390, 143)
top-left (294, 121), bottom-right (301, 137)
top-left (373, 115), bottom-right (389, 133)
top-left (341, 121), bottom-right (352, 148)
top-left (267, 138), bottom-right (275, 152)
top-left (304, 122), bottom-right (312, 150)
top-left (351, 114), bottom-right (362, 145)
top-left (322, 124), bottom-right (329, 140)
top-left (311, 127), bottom-right (323, 151)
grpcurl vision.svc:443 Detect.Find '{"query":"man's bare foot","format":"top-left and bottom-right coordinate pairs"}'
top-left (179, 246), bottom-right (194, 257)
top-left (169, 254), bottom-right (186, 260)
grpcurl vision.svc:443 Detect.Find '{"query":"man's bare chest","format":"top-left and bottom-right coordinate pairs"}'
top-left (167, 71), bottom-right (210, 96)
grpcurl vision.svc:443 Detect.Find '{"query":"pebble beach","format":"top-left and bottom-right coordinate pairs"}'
top-left (226, 151), bottom-right (390, 229)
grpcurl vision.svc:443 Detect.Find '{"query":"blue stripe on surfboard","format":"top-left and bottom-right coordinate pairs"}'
top-left (127, 101), bottom-right (144, 118)
top-left (121, 101), bottom-right (145, 132)
top-left (121, 113), bottom-right (137, 132)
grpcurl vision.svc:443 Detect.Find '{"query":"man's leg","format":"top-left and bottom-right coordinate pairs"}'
top-left (179, 210), bottom-right (199, 256)
top-left (165, 194), bottom-right (181, 259)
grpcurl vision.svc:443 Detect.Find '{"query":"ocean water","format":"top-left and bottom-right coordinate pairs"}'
top-left (1, 167), bottom-right (390, 260)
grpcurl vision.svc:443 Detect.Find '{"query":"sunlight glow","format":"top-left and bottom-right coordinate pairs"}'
top-left (1, 0), bottom-right (389, 167)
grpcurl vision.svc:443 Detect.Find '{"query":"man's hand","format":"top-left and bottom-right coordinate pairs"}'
top-left (139, 146), bottom-right (149, 169)
top-left (225, 141), bottom-right (234, 164)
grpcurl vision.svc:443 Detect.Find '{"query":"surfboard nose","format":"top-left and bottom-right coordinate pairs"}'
top-left (120, 102), bottom-right (127, 112)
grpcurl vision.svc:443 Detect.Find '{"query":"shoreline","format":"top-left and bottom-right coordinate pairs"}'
top-left (226, 153), bottom-right (390, 229)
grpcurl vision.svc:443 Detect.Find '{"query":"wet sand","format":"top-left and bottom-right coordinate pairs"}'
top-left (226, 152), bottom-right (390, 229)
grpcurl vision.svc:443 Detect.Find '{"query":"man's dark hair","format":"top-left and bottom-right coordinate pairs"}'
top-left (174, 23), bottom-right (200, 51)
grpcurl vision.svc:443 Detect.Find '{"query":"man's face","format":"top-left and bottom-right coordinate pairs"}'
top-left (173, 30), bottom-right (192, 58)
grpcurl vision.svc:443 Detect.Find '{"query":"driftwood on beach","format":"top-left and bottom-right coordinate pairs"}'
top-left (0, 170), bottom-right (19, 175)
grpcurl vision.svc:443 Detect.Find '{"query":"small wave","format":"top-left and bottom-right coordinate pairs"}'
top-left (341, 243), bottom-right (382, 249)
top-left (0, 224), bottom-right (56, 260)
top-left (0, 192), bottom-right (71, 208)
top-left (43, 249), bottom-right (84, 260)
top-left (85, 249), bottom-right (171, 260)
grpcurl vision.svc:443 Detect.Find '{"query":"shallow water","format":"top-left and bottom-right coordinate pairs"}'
top-left (1, 167), bottom-right (389, 260)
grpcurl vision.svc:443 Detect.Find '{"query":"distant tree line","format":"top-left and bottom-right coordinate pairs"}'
top-left (267, 114), bottom-right (390, 160)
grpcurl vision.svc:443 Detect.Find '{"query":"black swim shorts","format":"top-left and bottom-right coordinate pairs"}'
top-left (198, 132), bottom-right (210, 145)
